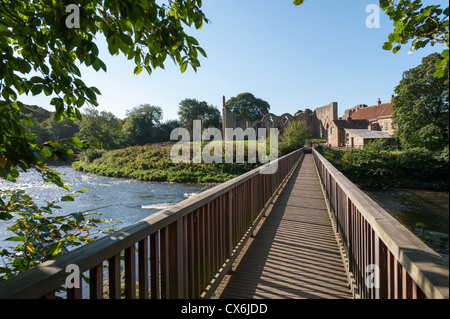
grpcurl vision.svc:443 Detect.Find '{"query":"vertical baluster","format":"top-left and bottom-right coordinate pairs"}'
top-left (387, 250), bottom-right (394, 299)
top-left (138, 237), bottom-right (149, 299)
top-left (67, 270), bottom-right (83, 299)
top-left (219, 196), bottom-right (224, 267)
top-left (226, 191), bottom-right (233, 257)
top-left (393, 257), bottom-right (400, 299)
top-left (124, 245), bottom-right (136, 299)
top-left (187, 213), bottom-right (195, 298)
top-left (90, 263), bottom-right (104, 299)
top-left (150, 232), bottom-right (160, 299)
top-left (205, 203), bottom-right (212, 284)
top-left (160, 227), bottom-right (168, 299)
top-left (193, 210), bottom-right (201, 297)
top-left (108, 254), bottom-right (121, 299)
top-left (375, 234), bottom-right (388, 299)
top-left (402, 267), bottom-right (413, 299)
top-left (167, 219), bottom-right (184, 299)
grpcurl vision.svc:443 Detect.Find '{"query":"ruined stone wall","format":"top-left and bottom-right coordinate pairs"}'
top-left (313, 102), bottom-right (338, 139)
top-left (222, 96), bottom-right (338, 140)
top-left (343, 104), bottom-right (367, 120)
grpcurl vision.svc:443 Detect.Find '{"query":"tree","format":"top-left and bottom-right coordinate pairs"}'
top-left (225, 93), bottom-right (270, 122)
top-left (0, 0), bottom-right (208, 184)
top-left (154, 119), bottom-right (182, 143)
top-left (122, 104), bottom-right (163, 146)
top-left (0, 0), bottom-right (208, 277)
top-left (76, 108), bottom-right (124, 149)
top-left (293, 0), bottom-right (449, 78)
top-left (379, 0), bottom-right (449, 78)
top-left (392, 53), bottom-right (449, 154)
top-left (178, 98), bottom-right (222, 129)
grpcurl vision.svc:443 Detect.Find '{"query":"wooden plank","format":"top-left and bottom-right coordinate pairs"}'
top-left (215, 154), bottom-right (352, 300)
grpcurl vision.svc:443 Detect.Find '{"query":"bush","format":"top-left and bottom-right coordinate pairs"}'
top-left (320, 140), bottom-right (449, 185)
top-left (279, 121), bottom-right (308, 156)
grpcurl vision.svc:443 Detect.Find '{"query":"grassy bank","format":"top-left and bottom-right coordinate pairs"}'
top-left (72, 143), bottom-right (267, 183)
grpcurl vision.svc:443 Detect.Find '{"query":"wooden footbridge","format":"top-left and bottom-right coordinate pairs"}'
top-left (0, 148), bottom-right (448, 299)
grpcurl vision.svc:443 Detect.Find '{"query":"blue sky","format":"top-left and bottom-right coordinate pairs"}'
top-left (19, 0), bottom-right (448, 120)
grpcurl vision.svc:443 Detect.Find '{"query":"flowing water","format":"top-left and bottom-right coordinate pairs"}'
top-left (0, 166), bottom-right (212, 248)
top-left (363, 188), bottom-right (449, 260)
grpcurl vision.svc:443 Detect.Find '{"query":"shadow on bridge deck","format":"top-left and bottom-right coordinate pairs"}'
top-left (214, 154), bottom-right (353, 299)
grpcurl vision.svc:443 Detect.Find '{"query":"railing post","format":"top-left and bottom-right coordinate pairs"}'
top-left (108, 254), bottom-right (121, 299)
top-left (167, 219), bottom-right (184, 299)
top-left (150, 232), bottom-right (160, 299)
top-left (228, 191), bottom-right (233, 256)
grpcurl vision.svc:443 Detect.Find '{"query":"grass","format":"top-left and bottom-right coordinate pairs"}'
top-left (72, 142), bottom-right (271, 184)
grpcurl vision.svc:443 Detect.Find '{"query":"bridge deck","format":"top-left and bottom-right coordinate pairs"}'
top-left (214, 154), bottom-right (353, 299)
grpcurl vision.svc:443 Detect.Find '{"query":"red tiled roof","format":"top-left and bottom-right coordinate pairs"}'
top-left (351, 103), bottom-right (392, 120)
top-left (332, 119), bottom-right (368, 129)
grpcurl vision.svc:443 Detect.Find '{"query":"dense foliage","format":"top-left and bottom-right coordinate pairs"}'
top-left (1, 0), bottom-right (208, 184)
top-left (0, 189), bottom-right (115, 280)
top-left (178, 98), bottom-right (222, 130)
top-left (392, 53), bottom-right (449, 157)
top-left (1, 0), bottom-right (208, 279)
top-left (279, 121), bottom-right (308, 156)
top-left (316, 141), bottom-right (449, 186)
top-left (225, 93), bottom-right (270, 122)
top-left (72, 143), bottom-right (262, 183)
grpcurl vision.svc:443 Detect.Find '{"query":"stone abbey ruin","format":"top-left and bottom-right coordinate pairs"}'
top-left (221, 96), bottom-right (338, 141)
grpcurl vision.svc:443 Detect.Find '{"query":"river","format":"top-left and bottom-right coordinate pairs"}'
top-left (0, 166), bottom-right (212, 248)
top-left (363, 187), bottom-right (449, 260)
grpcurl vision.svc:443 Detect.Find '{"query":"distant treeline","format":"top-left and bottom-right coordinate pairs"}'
top-left (21, 104), bottom-right (182, 150)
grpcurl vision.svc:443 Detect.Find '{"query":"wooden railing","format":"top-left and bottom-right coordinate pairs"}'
top-left (0, 149), bottom-right (303, 299)
top-left (312, 148), bottom-right (449, 299)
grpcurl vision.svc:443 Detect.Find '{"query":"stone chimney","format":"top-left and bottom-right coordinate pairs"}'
top-left (390, 94), bottom-right (394, 102)
top-left (377, 98), bottom-right (382, 105)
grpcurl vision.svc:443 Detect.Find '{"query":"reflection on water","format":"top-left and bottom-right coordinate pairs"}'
top-left (0, 166), bottom-right (212, 247)
top-left (363, 187), bottom-right (449, 259)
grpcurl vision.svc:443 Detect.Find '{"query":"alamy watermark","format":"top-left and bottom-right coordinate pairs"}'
top-left (366, 4), bottom-right (381, 29)
top-left (65, 4), bottom-right (80, 29)
top-left (65, 263), bottom-right (80, 289)
top-left (366, 264), bottom-right (380, 289)
top-left (170, 120), bottom-right (279, 175)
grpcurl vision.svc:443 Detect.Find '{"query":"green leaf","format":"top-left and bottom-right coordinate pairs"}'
top-left (48, 241), bottom-right (63, 256)
top-left (134, 65), bottom-right (143, 75)
top-left (61, 137), bottom-right (83, 148)
top-left (180, 61), bottom-right (188, 73)
top-left (383, 42), bottom-right (393, 51)
top-left (60, 195), bottom-right (75, 202)
top-left (41, 148), bottom-right (52, 158)
top-left (6, 236), bottom-right (26, 242)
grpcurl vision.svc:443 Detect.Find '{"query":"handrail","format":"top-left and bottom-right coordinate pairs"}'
top-left (312, 147), bottom-right (449, 299)
top-left (0, 148), bottom-right (304, 299)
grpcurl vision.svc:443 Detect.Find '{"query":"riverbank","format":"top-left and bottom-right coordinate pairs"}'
top-left (72, 144), bottom-right (262, 184)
